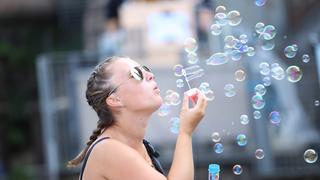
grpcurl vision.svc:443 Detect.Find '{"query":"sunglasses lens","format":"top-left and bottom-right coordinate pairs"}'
top-left (130, 67), bottom-right (143, 81)
top-left (142, 65), bottom-right (151, 72)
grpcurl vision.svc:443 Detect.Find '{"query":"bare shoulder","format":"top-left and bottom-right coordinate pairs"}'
top-left (88, 138), bottom-right (166, 180)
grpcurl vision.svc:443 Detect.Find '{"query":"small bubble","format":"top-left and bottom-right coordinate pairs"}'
top-left (235, 69), bottom-right (246, 82)
top-left (215, 6), bottom-right (227, 13)
top-left (214, 13), bottom-right (228, 26)
top-left (210, 24), bottom-right (222, 36)
top-left (232, 164), bottom-right (243, 175)
top-left (211, 132), bottom-right (221, 142)
top-left (254, 84), bottom-right (266, 96)
top-left (314, 100), bottom-right (320, 106)
top-left (304, 149), bottom-right (318, 163)
top-left (271, 65), bottom-right (285, 80)
top-left (230, 49), bottom-right (242, 61)
top-left (158, 104), bottom-right (170, 116)
top-left (173, 64), bottom-right (184, 77)
top-left (224, 35), bottom-right (236, 48)
top-left (284, 45), bottom-right (297, 58)
top-left (184, 37), bottom-right (198, 53)
top-left (240, 114), bottom-right (249, 125)
top-left (205, 90), bottom-right (215, 101)
top-left (253, 111), bottom-right (262, 119)
top-left (199, 82), bottom-right (210, 94)
top-left (255, 0), bottom-right (267, 6)
top-left (252, 94), bottom-right (265, 109)
top-left (224, 84), bottom-right (236, 97)
top-left (292, 44), bottom-right (299, 51)
top-left (269, 111), bottom-right (281, 125)
top-left (246, 47), bottom-right (255, 56)
top-left (176, 79), bottom-right (184, 88)
top-left (261, 25), bottom-right (276, 40)
top-left (261, 39), bottom-right (275, 51)
top-left (239, 34), bottom-right (248, 44)
top-left (259, 62), bottom-right (270, 76)
top-left (214, 143), bottom-right (224, 154)
top-left (302, 54), bottom-right (310, 63)
top-left (263, 76), bottom-right (271, 86)
top-left (187, 52), bottom-right (199, 64)
top-left (255, 22), bottom-right (265, 34)
top-left (169, 117), bottom-right (180, 134)
top-left (255, 149), bottom-right (265, 159)
top-left (236, 134), bottom-right (247, 146)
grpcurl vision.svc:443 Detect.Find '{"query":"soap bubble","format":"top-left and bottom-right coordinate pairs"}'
top-left (224, 35), bottom-right (236, 48)
top-left (315, 100), bottom-right (320, 106)
top-left (215, 5), bottom-right (227, 13)
top-left (304, 149), bottom-right (318, 163)
top-left (169, 117), bottom-right (180, 134)
top-left (199, 82), bottom-right (210, 94)
top-left (176, 79), bottom-right (184, 88)
top-left (261, 39), bottom-right (275, 51)
top-left (259, 62), bottom-right (270, 76)
top-left (286, 66), bottom-right (302, 83)
top-left (240, 114), bottom-right (249, 125)
top-left (255, 149), bottom-right (265, 159)
top-left (236, 134), bottom-right (247, 146)
top-left (158, 104), bottom-right (170, 116)
top-left (235, 69), bottom-right (246, 82)
top-left (247, 47), bottom-right (255, 56)
top-left (230, 50), bottom-right (242, 61)
top-left (173, 64), bottom-right (184, 77)
top-left (211, 132), bottom-right (221, 142)
top-left (284, 46), bottom-right (297, 58)
top-left (233, 164), bottom-right (243, 175)
top-left (292, 44), bottom-right (299, 51)
top-left (255, 22), bottom-right (265, 34)
top-left (261, 25), bottom-right (276, 40)
top-left (271, 65), bottom-right (285, 80)
top-left (206, 52), bottom-right (229, 65)
top-left (255, 0), bottom-right (267, 6)
top-left (254, 84), bottom-right (266, 96)
top-left (302, 54), bottom-right (310, 63)
top-left (184, 37), bottom-right (198, 53)
top-left (204, 90), bottom-right (215, 101)
top-left (224, 84), bottom-right (236, 97)
top-left (227, 10), bottom-right (242, 26)
top-left (263, 76), bottom-right (272, 86)
top-left (214, 143), bottom-right (224, 154)
top-left (269, 111), bottom-right (281, 125)
top-left (239, 34), bottom-right (248, 44)
top-left (252, 94), bottom-right (266, 109)
top-left (165, 90), bottom-right (181, 106)
top-left (214, 13), bottom-right (228, 26)
top-left (239, 45), bottom-right (248, 53)
top-left (187, 52), bottom-right (198, 64)
top-left (210, 24), bottom-right (222, 36)
top-left (253, 111), bottom-right (262, 119)
top-left (233, 39), bottom-right (243, 50)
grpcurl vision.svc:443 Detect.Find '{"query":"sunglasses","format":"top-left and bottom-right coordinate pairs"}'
top-left (107, 65), bottom-right (152, 97)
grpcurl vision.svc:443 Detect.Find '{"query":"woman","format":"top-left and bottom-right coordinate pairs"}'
top-left (68, 56), bottom-right (208, 180)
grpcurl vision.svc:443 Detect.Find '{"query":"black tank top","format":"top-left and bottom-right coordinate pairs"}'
top-left (79, 137), bottom-right (165, 180)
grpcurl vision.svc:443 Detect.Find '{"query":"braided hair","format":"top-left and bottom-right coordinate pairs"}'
top-left (67, 56), bottom-right (120, 167)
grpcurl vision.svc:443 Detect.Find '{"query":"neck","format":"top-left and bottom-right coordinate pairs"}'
top-left (101, 109), bottom-right (152, 150)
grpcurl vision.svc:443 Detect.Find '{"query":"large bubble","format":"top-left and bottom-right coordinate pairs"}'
top-left (286, 65), bottom-right (302, 83)
top-left (206, 52), bottom-right (229, 66)
top-left (227, 10), bottom-right (242, 26)
top-left (304, 149), bottom-right (318, 163)
top-left (232, 164), bottom-right (243, 175)
top-left (269, 111), bottom-right (281, 125)
top-left (236, 134), bottom-right (248, 146)
top-left (251, 94), bottom-right (266, 109)
top-left (184, 37), bottom-right (198, 53)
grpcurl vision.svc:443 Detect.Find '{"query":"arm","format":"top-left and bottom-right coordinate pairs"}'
top-left (167, 91), bottom-right (208, 180)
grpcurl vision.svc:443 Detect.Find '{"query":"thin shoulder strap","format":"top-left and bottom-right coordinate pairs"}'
top-left (79, 137), bottom-right (110, 180)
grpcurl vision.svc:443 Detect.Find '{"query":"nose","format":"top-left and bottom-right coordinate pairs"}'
top-left (145, 71), bottom-right (155, 81)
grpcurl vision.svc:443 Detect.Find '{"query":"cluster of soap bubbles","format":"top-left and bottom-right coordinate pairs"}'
top-left (255, 22), bottom-right (277, 51)
top-left (199, 82), bottom-right (215, 101)
top-left (184, 38), bottom-right (199, 64)
top-left (210, 6), bottom-right (242, 36)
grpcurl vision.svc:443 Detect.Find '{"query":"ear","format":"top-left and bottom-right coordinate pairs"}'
top-left (106, 94), bottom-right (123, 108)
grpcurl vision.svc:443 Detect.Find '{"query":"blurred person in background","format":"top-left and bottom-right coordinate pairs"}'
top-left (67, 56), bottom-right (208, 180)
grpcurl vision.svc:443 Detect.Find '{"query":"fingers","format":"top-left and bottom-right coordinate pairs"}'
top-left (181, 93), bottom-right (189, 110)
top-left (195, 91), bottom-right (208, 111)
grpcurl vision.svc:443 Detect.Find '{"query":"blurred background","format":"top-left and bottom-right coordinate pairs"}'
top-left (0, 0), bottom-right (320, 179)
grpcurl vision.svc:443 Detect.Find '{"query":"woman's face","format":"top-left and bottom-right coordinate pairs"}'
top-left (108, 58), bottom-right (163, 112)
